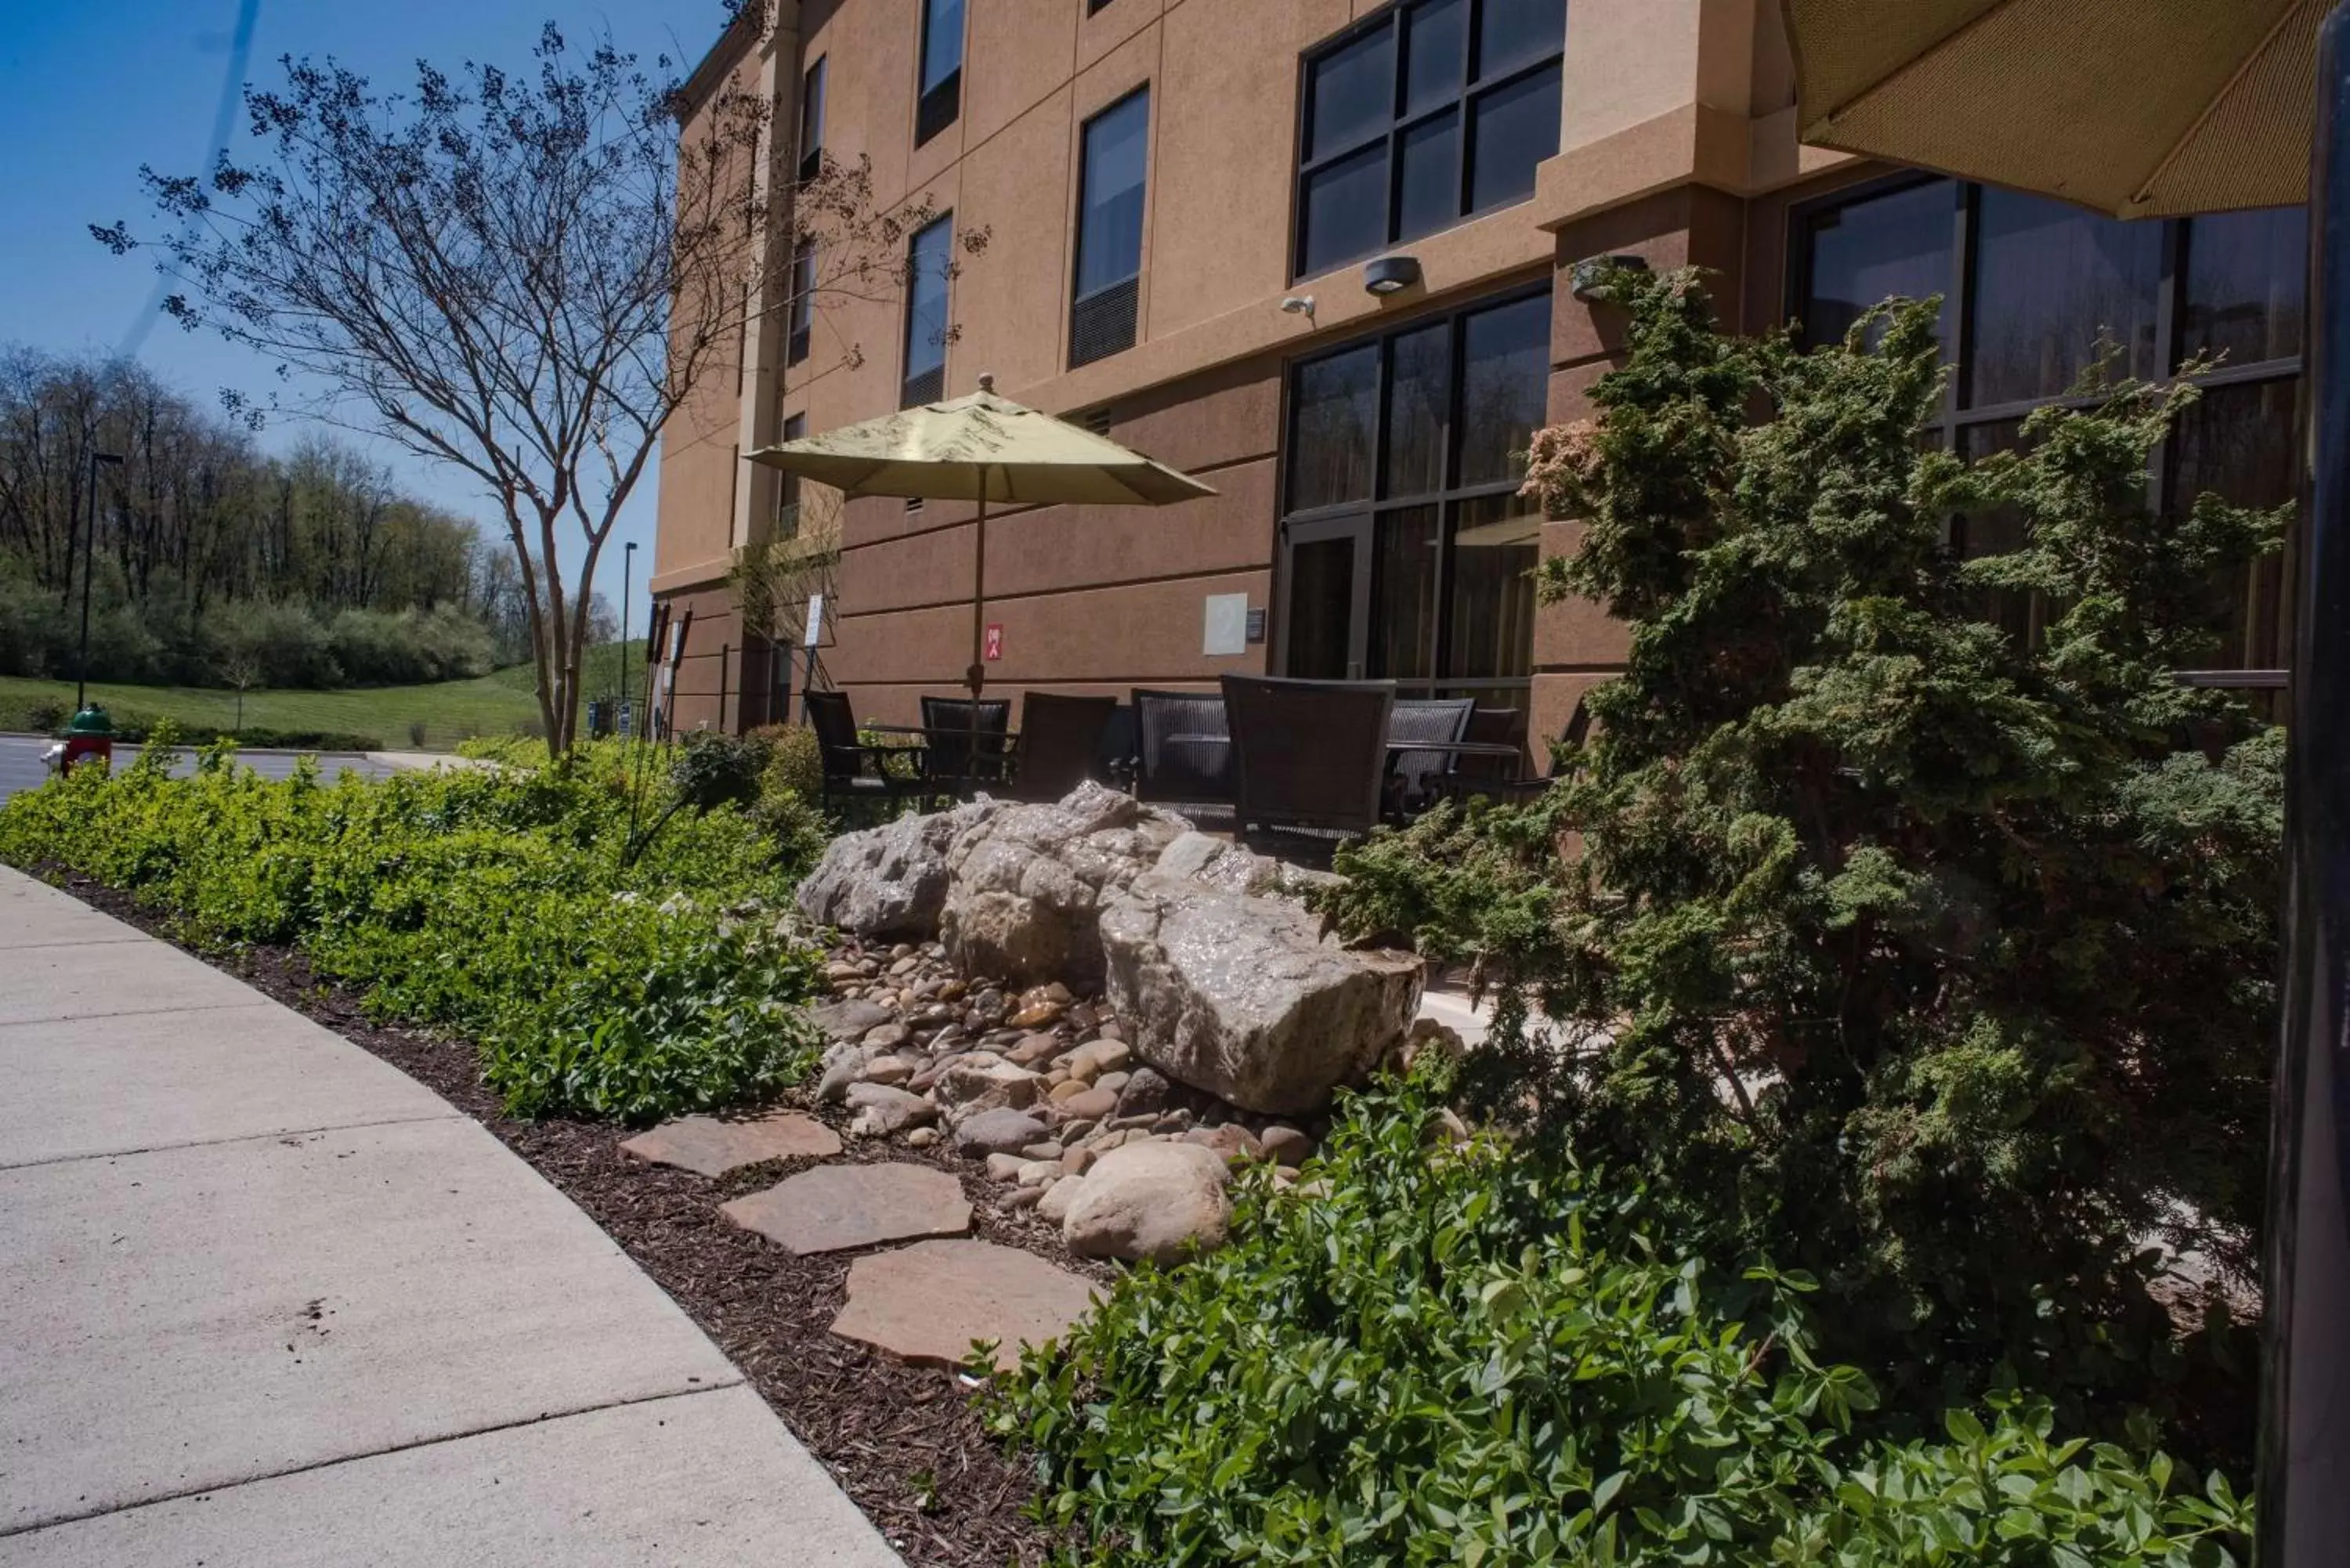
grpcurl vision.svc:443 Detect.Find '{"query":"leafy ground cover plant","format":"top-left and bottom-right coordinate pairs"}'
top-left (1317, 271), bottom-right (2281, 1456)
top-left (989, 1071), bottom-right (2254, 1567)
top-left (0, 727), bottom-right (826, 1122)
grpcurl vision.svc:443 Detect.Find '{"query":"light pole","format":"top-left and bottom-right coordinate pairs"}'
top-left (76, 450), bottom-right (125, 711)
top-left (619, 540), bottom-right (637, 725)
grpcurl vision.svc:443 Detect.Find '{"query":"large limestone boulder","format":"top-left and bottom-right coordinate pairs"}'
top-left (1061, 1139), bottom-right (1233, 1265)
top-left (940, 782), bottom-right (1189, 988)
top-left (1097, 872), bottom-right (1423, 1115)
top-left (1153, 831), bottom-right (1341, 905)
top-left (797, 800), bottom-right (1004, 938)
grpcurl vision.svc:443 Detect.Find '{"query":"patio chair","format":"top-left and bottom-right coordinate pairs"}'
top-left (1096, 703), bottom-right (1139, 791)
top-left (1221, 674), bottom-right (1395, 847)
top-left (1004, 692), bottom-right (1118, 802)
top-left (1130, 687), bottom-right (1235, 807)
top-left (1437, 699), bottom-right (1583, 805)
top-left (804, 689), bottom-right (928, 812)
top-left (1386, 697), bottom-right (1476, 818)
top-left (918, 695), bottom-right (1013, 798)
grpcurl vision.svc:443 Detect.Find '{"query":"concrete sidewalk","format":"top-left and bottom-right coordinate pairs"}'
top-left (0, 867), bottom-right (902, 1567)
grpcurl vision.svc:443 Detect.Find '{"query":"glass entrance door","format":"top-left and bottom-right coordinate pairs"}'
top-left (1281, 515), bottom-right (1371, 679)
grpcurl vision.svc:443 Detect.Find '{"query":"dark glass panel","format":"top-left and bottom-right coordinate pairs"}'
top-left (1298, 143), bottom-right (1388, 274)
top-left (1403, 0), bottom-right (1468, 114)
top-left (2167, 376), bottom-right (2300, 669)
top-left (1465, 62), bottom-right (1558, 212)
top-left (777, 414), bottom-right (806, 523)
top-left (1289, 345), bottom-right (1379, 511)
top-left (787, 239), bottom-right (815, 365)
top-left (1955, 419), bottom-right (2038, 644)
top-left (1969, 188), bottom-right (2162, 406)
top-left (1799, 179), bottom-right (1954, 349)
top-left (1474, 0), bottom-right (1567, 81)
top-left (904, 217), bottom-right (953, 381)
top-left (1445, 492), bottom-right (1540, 680)
top-left (1286, 535), bottom-right (1359, 679)
top-left (1457, 293), bottom-right (1550, 484)
top-left (1394, 110), bottom-right (1461, 244)
top-left (1372, 504), bottom-right (1441, 681)
top-left (2185, 205), bottom-right (2308, 369)
top-left (920, 0), bottom-right (965, 93)
top-left (1383, 322), bottom-right (1452, 498)
top-left (800, 59), bottom-right (826, 172)
top-left (1076, 91), bottom-right (1150, 298)
top-left (1307, 24), bottom-right (1395, 161)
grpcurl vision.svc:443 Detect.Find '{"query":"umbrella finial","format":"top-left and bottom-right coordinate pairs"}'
top-left (978, 372), bottom-right (996, 394)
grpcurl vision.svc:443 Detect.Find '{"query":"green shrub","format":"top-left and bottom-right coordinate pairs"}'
top-left (1316, 270), bottom-right (2280, 1451)
top-left (989, 1073), bottom-right (2253, 1567)
top-left (0, 742), bottom-right (825, 1123)
top-left (751, 723), bottom-right (824, 803)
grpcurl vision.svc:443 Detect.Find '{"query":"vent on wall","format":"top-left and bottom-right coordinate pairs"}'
top-left (1069, 276), bottom-right (1139, 369)
top-left (905, 496), bottom-right (926, 514)
top-left (1082, 406), bottom-right (1114, 436)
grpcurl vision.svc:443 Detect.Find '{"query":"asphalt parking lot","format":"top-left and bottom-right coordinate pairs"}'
top-left (0, 735), bottom-right (400, 805)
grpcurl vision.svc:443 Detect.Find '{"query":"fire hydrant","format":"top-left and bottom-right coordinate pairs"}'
top-left (60, 705), bottom-right (115, 773)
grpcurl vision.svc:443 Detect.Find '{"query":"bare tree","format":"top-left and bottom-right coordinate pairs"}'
top-left (94, 9), bottom-right (971, 750)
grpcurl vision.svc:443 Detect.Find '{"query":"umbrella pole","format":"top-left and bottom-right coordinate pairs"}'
top-left (2261, 4), bottom-right (2350, 1559)
top-left (967, 466), bottom-right (988, 795)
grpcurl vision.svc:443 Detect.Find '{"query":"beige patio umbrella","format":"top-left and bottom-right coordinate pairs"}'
top-left (1779, 3), bottom-right (2347, 1559)
top-left (1780, 0), bottom-right (2329, 218)
top-left (747, 374), bottom-right (1215, 699)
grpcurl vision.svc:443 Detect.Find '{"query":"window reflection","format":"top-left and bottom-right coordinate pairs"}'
top-left (1799, 179), bottom-right (1952, 349)
top-left (1446, 493), bottom-right (1541, 681)
top-left (1969, 189), bottom-right (2162, 406)
top-left (2168, 378), bottom-right (2299, 669)
top-left (1289, 345), bottom-right (1379, 511)
top-left (1458, 293), bottom-right (1549, 485)
top-left (1373, 505), bottom-right (1442, 680)
top-left (2186, 206), bottom-right (2308, 369)
top-left (1384, 323), bottom-right (1452, 499)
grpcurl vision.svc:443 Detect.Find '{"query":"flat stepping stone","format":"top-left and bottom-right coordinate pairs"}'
top-left (830, 1238), bottom-right (1099, 1372)
top-left (620, 1111), bottom-right (841, 1178)
top-left (721, 1163), bottom-right (971, 1255)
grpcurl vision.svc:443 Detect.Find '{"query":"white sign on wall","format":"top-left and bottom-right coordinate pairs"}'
top-left (1202, 593), bottom-right (1249, 657)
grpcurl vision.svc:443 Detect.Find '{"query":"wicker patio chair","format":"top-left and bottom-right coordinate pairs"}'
top-left (1220, 674), bottom-right (1395, 847)
top-left (1004, 692), bottom-right (1119, 802)
top-left (918, 695), bottom-right (1014, 798)
top-left (804, 690), bottom-right (928, 813)
top-left (1130, 687), bottom-right (1235, 807)
top-left (1386, 697), bottom-right (1477, 818)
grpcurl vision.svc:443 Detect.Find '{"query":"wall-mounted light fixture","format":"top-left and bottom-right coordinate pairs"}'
top-left (1363, 255), bottom-right (1422, 297)
top-left (1569, 253), bottom-right (1652, 304)
top-left (1279, 294), bottom-right (1317, 322)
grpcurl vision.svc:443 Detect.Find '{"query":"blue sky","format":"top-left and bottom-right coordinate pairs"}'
top-left (0, 0), bottom-right (732, 585)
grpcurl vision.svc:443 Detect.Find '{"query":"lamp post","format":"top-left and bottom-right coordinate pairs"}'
top-left (620, 541), bottom-right (637, 724)
top-left (76, 450), bottom-right (125, 711)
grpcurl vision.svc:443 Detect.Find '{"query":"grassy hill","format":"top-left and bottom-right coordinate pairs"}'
top-left (0, 645), bottom-right (656, 752)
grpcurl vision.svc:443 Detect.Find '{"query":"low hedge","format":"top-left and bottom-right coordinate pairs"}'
top-left (0, 731), bottom-right (825, 1122)
top-left (989, 1070), bottom-right (2254, 1567)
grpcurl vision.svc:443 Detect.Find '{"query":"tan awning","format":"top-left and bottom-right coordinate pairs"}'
top-left (1780, 0), bottom-right (2327, 218)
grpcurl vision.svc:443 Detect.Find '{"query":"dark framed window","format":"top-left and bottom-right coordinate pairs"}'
top-left (1070, 88), bottom-right (1149, 369)
top-left (916, 0), bottom-right (965, 147)
top-left (1792, 177), bottom-right (2307, 678)
top-left (1276, 284), bottom-right (1550, 709)
top-left (776, 413), bottom-right (807, 531)
top-left (1086, 0), bottom-right (1115, 12)
top-left (902, 214), bottom-right (954, 407)
top-left (798, 57), bottom-right (826, 181)
top-left (1293, 0), bottom-right (1564, 280)
top-left (786, 238), bottom-right (815, 367)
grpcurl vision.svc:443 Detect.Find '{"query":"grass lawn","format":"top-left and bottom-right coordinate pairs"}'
top-left (0, 645), bottom-right (656, 752)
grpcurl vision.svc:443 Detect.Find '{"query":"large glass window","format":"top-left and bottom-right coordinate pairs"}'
top-left (1071, 89), bottom-right (1149, 369)
top-left (916, 0), bottom-right (964, 147)
top-left (902, 215), bottom-right (953, 407)
top-left (1279, 285), bottom-right (1550, 701)
top-left (1294, 0), bottom-right (1564, 278)
top-left (1793, 180), bottom-right (2305, 675)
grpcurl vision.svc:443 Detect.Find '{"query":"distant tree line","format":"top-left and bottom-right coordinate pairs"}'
top-left (0, 348), bottom-right (539, 689)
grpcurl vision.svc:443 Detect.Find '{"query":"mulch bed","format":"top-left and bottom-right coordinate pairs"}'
top-left (46, 869), bottom-right (1103, 1568)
